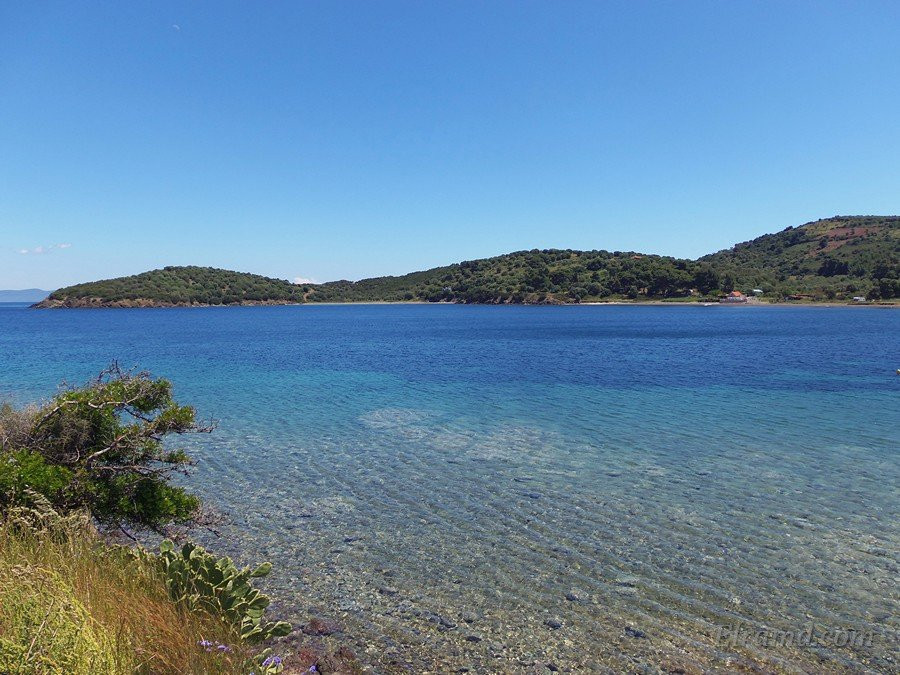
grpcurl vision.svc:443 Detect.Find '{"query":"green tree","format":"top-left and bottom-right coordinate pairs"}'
top-left (6, 365), bottom-right (212, 534)
top-left (720, 274), bottom-right (735, 293)
top-left (693, 265), bottom-right (720, 295)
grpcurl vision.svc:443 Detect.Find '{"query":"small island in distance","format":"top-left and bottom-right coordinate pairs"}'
top-left (34, 215), bottom-right (899, 308)
top-left (0, 288), bottom-right (49, 303)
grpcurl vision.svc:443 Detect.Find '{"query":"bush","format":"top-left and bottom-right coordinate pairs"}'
top-left (0, 449), bottom-right (73, 508)
top-left (4, 365), bottom-right (211, 533)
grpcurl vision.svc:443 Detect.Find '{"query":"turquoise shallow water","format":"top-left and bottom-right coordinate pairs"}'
top-left (1, 304), bottom-right (898, 672)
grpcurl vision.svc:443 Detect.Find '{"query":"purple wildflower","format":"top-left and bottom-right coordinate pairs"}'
top-left (262, 655), bottom-right (283, 667)
top-left (198, 639), bottom-right (213, 651)
top-left (216, 643), bottom-right (232, 652)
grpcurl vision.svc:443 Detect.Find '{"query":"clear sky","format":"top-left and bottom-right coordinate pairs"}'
top-left (2, 1), bottom-right (899, 289)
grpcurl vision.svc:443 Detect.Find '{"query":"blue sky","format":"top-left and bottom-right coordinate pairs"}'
top-left (2, 1), bottom-right (899, 289)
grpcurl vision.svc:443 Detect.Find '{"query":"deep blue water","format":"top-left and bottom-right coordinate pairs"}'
top-left (1, 303), bottom-right (897, 672)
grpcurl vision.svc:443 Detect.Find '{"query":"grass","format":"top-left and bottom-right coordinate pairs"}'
top-left (0, 506), bottom-right (253, 674)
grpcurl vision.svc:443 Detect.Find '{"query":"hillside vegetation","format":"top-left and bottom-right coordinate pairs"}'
top-left (36, 267), bottom-right (309, 307)
top-left (36, 216), bottom-right (899, 307)
top-left (702, 216), bottom-right (899, 300)
top-left (310, 251), bottom-right (717, 303)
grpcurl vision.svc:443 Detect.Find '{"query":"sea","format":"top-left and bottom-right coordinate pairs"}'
top-left (1, 303), bottom-right (897, 673)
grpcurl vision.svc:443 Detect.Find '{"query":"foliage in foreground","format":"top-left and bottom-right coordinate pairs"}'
top-left (0, 369), bottom-right (293, 674)
top-left (136, 539), bottom-right (291, 644)
top-left (0, 500), bottom-right (254, 674)
top-left (0, 365), bottom-right (209, 533)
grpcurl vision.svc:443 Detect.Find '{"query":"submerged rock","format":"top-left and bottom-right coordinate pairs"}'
top-left (303, 617), bottom-right (344, 636)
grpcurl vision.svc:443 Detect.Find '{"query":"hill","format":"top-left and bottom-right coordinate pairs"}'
top-left (34, 216), bottom-right (899, 307)
top-left (308, 216), bottom-right (898, 303)
top-left (701, 216), bottom-right (899, 300)
top-left (309, 250), bottom-right (714, 303)
top-left (34, 266), bottom-right (308, 308)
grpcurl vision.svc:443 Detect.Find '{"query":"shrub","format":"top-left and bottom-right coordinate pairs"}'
top-left (6, 364), bottom-right (211, 533)
top-left (0, 449), bottom-right (73, 508)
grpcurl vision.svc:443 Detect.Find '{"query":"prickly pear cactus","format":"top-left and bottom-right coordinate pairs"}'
top-left (147, 539), bottom-right (291, 643)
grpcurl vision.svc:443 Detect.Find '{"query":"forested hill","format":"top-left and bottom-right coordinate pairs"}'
top-left (34, 216), bottom-right (899, 307)
top-left (308, 216), bottom-right (899, 303)
top-left (34, 266), bottom-right (308, 307)
top-left (309, 251), bottom-right (713, 303)
top-left (701, 216), bottom-right (899, 300)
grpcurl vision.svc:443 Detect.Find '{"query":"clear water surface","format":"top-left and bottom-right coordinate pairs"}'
top-left (1, 303), bottom-right (897, 673)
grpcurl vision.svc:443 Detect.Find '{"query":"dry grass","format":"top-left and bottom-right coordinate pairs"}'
top-left (0, 509), bottom-right (253, 674)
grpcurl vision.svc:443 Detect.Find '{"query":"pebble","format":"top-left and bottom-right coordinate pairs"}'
top-left (544, 618), bottom-right (563, 630)
top-left (624, 626), bottom-right (648, 639)
top-left (565, 591), bottom-right (581, 602)
top-left (425, 612), bottom-right (458, 630)
top-left (379, 586), bottom-right (399, 596)
top-left (465, 633), bottom-right (483, 642)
